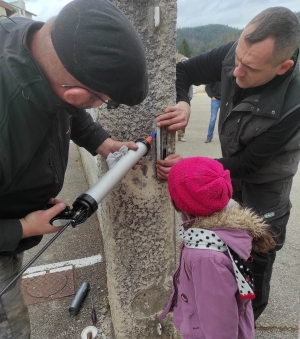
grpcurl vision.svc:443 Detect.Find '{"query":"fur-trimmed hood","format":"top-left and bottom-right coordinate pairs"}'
top-left (192, 200), bottom-right (267, 238)
top-left (183, 200), bottom-right (274, 259)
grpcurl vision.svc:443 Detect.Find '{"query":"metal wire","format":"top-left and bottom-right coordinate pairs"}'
top-left (0, 221), bottom-right (72, 297)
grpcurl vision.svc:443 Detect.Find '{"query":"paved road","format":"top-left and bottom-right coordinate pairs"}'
top-left (177, 93), bottom-right (300, 339)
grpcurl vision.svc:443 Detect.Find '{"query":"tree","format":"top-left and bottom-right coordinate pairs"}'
top-left (178, 38), bottom-right (192, 58)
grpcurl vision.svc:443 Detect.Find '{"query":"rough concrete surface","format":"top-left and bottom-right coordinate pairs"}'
top-left (79, 1), bottom-right (180, 338)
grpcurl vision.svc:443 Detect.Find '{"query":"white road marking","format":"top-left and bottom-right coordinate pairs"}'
top-left (23, 254), bottom-right (103, 278)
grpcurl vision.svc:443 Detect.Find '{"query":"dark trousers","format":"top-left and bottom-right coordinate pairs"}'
top-left (232, 178), bottom-right (292, 320)
top-left (0, 253), bottom-right (30, 339)
top-left (246, 249), bottom-right (276, 320)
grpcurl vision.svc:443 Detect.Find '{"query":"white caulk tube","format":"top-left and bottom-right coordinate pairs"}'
top-left (72, 136), bottom-right (154, 217)
top-left (87, 138), bottom-right (149, 201)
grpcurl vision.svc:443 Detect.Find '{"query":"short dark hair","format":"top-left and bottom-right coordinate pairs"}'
top-left (245, 7), bottom-right (300, 65)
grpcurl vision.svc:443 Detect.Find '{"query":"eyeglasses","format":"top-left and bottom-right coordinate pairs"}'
top-left (62, 84), bottom-right (119, 109)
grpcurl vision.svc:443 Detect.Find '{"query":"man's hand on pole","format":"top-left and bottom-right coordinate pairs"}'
top-left (156, 101), bottom-right (191, 131)
top-left (154, 101), bottom-right (189, 179)
top-left (156, 154), bottom-right (183, 180)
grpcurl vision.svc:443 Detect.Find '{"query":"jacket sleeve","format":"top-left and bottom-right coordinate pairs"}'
top-left (70, 109), bottom-right (110, 156)
top-left (192, 257), bottom-right (239, 339)
top-left (0, 153), bottom-right (23, 252)
top-left (176, 41), bottom-right (234, 104)
top-left (0, 219), bottom-right (23, 252)
top-left (205, 84), bottom-right (213, 98)
top-left (217, 107), bottom-right (300, 178)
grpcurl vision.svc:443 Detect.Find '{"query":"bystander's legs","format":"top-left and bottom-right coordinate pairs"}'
top-left (0, 253), bottom-right (30, 339)
top-left (206, 98), bottom-right (221, 143)
top-left (178, 128), bottom-right (186, 142)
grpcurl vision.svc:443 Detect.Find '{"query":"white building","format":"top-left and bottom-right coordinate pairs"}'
top-left (4, 0), bottom-right (36, 19)
top-left (0, 0), bottom-right (16, 18)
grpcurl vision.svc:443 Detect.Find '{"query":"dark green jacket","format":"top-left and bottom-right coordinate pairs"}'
top-left (0, 18), bottom-right (109, 254)
top-left (219, 41), bottom-right (300, 184)
top-left (175, 41), bottom-right (300, 245)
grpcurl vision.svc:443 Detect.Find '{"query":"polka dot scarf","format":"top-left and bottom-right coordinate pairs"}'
top-left (179, 225), bottom-right (256, 300)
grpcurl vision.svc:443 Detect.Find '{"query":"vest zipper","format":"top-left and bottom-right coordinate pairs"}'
top-left (51, 114), bottom-right (64, 195)
top-left (234, 112), bottom-right (248, 143)
top-left (49, 158), bottom-right (59, 184)
top-left (220, 97), bottom-right (251, 140)
top-left (220, 100), bottom-right (233, 132)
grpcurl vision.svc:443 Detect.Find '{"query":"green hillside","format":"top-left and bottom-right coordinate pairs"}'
top-left (177, 24), bottom-right (242, 56)
top-left (177, 11), bottom-right (300, 57)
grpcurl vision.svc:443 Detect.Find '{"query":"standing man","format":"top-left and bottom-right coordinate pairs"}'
top-left (0, 0), bottom-right (148, 338)
top-left (156, 7), bottom-right (300, 322)
top-left (204, 82), bottom-right (221, 143)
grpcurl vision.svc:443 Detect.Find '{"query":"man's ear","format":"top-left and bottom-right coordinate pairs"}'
top-left (276, 59), bottom-right (294, 75)
top-left (63, 87), bottom-right (90, 106)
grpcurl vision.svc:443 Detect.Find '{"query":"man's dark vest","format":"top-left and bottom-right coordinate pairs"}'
top-left (218, 41), bottom-right (300, 184)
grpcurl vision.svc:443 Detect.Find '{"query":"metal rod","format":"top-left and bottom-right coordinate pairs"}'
top-left (0, 221), bottom-right (71, 297)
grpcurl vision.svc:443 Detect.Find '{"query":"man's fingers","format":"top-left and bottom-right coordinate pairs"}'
top-left (156, 154), bottom-right (183, 180)
top-left (48, 198), bottom-right (66, 205)
top-left (124, 141), bottom-right (138, 151)
top-left (156, 168), bottom-right (169, 180)
top-left (164, 122), bottom-right (186, 132)
top-left (163, 106), bottom-right (177, 114)
top-left (157, 111), bottom-right (177, 121)
top-left (157, 112), bottom-right (189, 130)
top-left (157, 118), bottom-right (186, 130)
top-left (157, 154), bottom-right (183, 166)
top-left (45, 202), bottom-right (67, 219)
top-left (157, 112), bottom-right (181, 124)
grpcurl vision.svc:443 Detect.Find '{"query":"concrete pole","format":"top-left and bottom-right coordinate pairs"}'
top-left (80, 1), bottom-right (179, 338)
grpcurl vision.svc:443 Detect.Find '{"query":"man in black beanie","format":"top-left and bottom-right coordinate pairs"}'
top-left (0, 0), bottom-right (148, 337)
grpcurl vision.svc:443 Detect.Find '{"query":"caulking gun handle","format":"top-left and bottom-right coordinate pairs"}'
top-left (49, 205), bottom-right (76, 227)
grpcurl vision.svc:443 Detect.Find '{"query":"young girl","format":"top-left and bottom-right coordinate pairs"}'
top-left (158, 157), bottom-right (275, 339)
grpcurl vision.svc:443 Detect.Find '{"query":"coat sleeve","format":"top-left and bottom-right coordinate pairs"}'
top-left (70, 109), bottom-right (110, 156)
top-left (0, 219), bottom-right (23, 252)
top-left (205, 84), bottom-right (213, 98)
top-left (192, 257), bottom-right (239, 339)
top-left (176, 41), bottom-right (234, 104)
top-left (0, 154), bottom-right (23, 251)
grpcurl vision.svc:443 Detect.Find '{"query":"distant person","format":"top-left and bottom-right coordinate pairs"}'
top-left (158, 157), bottom-right (275, 339)
top-left (204, 82), bottom-right (221, 143)
top-left (177, 57), bottom-right (193, 142)
top-left (156, 6), bottom-right (300, 321)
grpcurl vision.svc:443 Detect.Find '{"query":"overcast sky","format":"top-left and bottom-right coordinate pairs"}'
top-left (21, 0), bottom-right (300, 29)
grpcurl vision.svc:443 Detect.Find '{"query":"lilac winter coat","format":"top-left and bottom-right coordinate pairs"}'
top-left (158, 204), bottom-right (260, 339)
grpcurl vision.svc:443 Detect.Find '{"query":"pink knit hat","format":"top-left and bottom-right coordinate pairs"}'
top-left (168, 157), bottom-right (232, 216)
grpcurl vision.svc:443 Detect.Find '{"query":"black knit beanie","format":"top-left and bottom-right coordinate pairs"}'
top-left (51, 0), bottom-right (148, 106)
